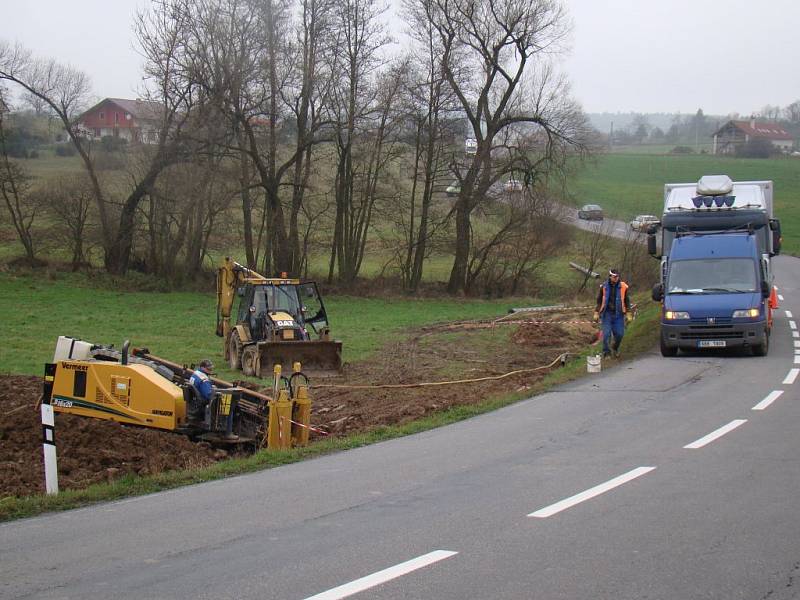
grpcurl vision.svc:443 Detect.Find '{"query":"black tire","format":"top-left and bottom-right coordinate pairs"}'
top-left (752, 330), bottom-right (769, 357)
top-left (229, 332), bottom-right (243, 370)
top-left (241, 346), bottom-right (259, 376)
top-left (660, 335), bottom-right (678, 357)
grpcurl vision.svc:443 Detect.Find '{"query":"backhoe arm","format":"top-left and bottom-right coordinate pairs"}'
top-left (216, 257), bottom-right (268, 338)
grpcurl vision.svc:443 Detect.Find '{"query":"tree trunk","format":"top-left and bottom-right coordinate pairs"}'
top-left (447, 202), bottom-right (471, 294)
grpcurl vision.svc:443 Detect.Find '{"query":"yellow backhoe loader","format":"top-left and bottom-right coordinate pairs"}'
top-left (41, 336), bottom-right (313, 449)
top-left (216, 257), bottom-right (342, 376)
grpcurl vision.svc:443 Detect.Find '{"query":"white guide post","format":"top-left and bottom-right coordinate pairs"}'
top-left (41, 403), bottom-right (59, 495)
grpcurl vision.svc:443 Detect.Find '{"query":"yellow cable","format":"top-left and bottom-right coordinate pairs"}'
top-left (312, 353), bottom-right (568, 390)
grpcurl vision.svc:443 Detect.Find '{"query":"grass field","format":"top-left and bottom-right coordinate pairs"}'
top-left (0, 270), bottom-right (555, 377)
top-left (572, 153), bottom-right (800, 254)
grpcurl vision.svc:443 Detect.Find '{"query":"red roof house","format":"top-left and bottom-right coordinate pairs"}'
top-left (77, 98), bottom-right (163, 144)
top-left (712, 119), bottom-right (795, 154)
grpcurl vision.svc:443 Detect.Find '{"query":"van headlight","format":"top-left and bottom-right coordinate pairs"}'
top-left (732, 308), bottom-right (760, 318)
top-left (664, 311), bottom-right (690, 320)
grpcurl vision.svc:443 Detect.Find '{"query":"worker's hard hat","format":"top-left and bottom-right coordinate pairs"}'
top-left (609, 268), bottom-right (620, 277)
top-left (199, 359), bottom-right (214, 371)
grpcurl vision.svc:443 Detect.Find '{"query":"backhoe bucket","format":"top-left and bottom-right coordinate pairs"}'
top-left (257, 340), bottom-right (342, 376)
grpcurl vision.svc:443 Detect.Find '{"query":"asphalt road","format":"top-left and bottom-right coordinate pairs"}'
top-left (562, 206), bottom-right (636, 240)
top-left (3, 256), bottom-right (800, 600)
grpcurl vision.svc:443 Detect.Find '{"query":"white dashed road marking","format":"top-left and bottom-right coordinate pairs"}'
top-left (528, 467), bottom-right (656, 518)
top-left (303, 551), bottom-right (458, 600)
top-left (753, 391), bottom-right (784, 411)
top-left (790, 321), bottom-right (797, 330)
top-left (779, 294), bottom-right (785, 301)
top-left (787, 311), bottom-right (794, 318)
top-left (784, 369), bottom-right (800, 385)
top-left (684, 420), bottom-right (747, 449)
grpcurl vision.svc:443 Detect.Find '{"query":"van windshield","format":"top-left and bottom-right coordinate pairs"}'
top-left (667, 258), bottom-right (757, 294)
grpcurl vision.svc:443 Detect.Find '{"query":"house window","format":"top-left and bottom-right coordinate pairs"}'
top-left (99, 112), bottom-right (105, 120)
top-left (94, 128), bottom-right (101, 137)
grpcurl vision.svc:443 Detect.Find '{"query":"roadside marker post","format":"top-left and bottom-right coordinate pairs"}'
top-left (41, 403), bottom-right (59, 494)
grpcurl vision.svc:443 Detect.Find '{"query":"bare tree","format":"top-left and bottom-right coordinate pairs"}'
top-left (396, 0), bottom-right (463, 292)
top-left (0, 1), bottom-right (202, 275)
top-left (785, 100), bottom-right (800, 124)
top-left (466, 188), bottom-right (567, 295)
top-left (22, 91), bottom-right (49, 116)
top-left (615, 228), bottom-right (658, 291)
top-left (416, 0), bottom-right (592, 294)
top-left (575, 219), bottom-right (615, 293)
top-left (184, 0), bottom-right (336, 275)
top-left (37, 174), bottom-right (96, 270)
top-left (326, 0), bottom-right (391, 284)
top-left (0, 108), bottom-right (39, 262)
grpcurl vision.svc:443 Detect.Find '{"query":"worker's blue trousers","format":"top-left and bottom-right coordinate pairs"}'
top-left (601, 312), bottom-right (625, 354)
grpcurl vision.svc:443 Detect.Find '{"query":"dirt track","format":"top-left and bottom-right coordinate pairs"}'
top-left (0, 315), bottom-right (598, 499)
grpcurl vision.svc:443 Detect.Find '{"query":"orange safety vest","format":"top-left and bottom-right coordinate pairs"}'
top-left (599, 281), bottom-right (628, 315)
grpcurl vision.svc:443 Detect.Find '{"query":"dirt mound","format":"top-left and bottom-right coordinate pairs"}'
top-left (0, 376), bottom-right (223, 498)
top-left (0, 314), bottom-right (598, 498)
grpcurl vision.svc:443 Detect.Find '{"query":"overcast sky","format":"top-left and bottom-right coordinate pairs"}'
top-left (1, 0), bottom-right (797, 117)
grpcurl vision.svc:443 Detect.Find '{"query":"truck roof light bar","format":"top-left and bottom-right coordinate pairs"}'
top-left (691, 195), bottom-right (736, 208)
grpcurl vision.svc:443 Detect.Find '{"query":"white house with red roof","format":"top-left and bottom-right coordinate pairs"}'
top-left (77, 98), bottom-right (163, 143)
top-left (712, 119), bottom-right (794, 154)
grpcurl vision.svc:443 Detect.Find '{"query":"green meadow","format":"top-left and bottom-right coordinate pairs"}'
top-left (0, 271), bottom-right (543, 377)
top-left (572, 152), bottom-right (800, 254)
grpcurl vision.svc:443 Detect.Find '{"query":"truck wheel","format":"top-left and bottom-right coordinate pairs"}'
top-left (752, 332), bottom-right (769, 357)
top-left (660, 335), bottom-right (678, 357)
top-left (241, 346), bottom-right (259, 377)
top-left (229, 332), bottom-right (243, 370)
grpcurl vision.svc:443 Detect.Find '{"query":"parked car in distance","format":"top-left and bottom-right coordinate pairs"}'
top-left (577, 204), bottom-right (603, 220)
top-left (446, 180), bottom-right (461, 196)
top-left (630, 214), bottom-right (660, 232)
top-left (504, 178), bottom-right (523, 193)
top-left (465, 138), bottom-right (478, 155)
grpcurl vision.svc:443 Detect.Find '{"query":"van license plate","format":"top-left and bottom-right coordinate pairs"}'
top-left (698, 340), bottom-right (726, 348)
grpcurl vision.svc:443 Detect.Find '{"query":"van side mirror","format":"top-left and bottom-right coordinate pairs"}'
top-left (761, 281), bottom-right (770, 298)
top-left (770, 219), bottom-right (782, 255)
top-left (652, 283), bottom-right (664, 302)
top-left (647, 234), bottom-right (659, 258)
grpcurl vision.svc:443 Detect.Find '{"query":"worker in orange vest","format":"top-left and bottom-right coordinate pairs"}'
top-left (593, 268), bottom-right (632, 358)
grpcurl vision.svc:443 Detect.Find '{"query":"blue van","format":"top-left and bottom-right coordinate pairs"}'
top-left (652, 232), bottom-right (771, 357)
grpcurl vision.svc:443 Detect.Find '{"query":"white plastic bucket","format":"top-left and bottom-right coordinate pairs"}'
top-left (586, 354), bottom-right (601, 373)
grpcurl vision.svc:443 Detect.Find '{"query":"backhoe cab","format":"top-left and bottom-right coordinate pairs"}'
top-left (216, 258), bottom-right (342, 376)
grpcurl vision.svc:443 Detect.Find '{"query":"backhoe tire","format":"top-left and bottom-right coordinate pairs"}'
top-left (229, 332), bottom-right (243, 370)
top-left (241, 346), bottom-right (259, 377)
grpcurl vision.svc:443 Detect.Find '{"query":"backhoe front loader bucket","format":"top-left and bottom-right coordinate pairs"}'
top-left (256, 340), bottom-right (342, 376)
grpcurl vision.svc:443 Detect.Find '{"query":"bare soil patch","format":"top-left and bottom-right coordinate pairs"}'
top-left (0, 313), bottom-right (597, 498)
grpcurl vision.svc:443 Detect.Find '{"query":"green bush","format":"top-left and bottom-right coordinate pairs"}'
top-left (100, 135), bottom-right (128, 153)
top-left (735, 138), bottom-right (774, 159)
top-left (55, 143), bottom-right (76, 157)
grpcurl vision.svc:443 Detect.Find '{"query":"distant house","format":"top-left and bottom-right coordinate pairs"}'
top-left (712, 119), bottom-right (794, 154)
top-left (77, 98), bottom-right (163, 144)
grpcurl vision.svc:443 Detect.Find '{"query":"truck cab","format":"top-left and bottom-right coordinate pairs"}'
top-left (652, 232), bottom-right (771, 356)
